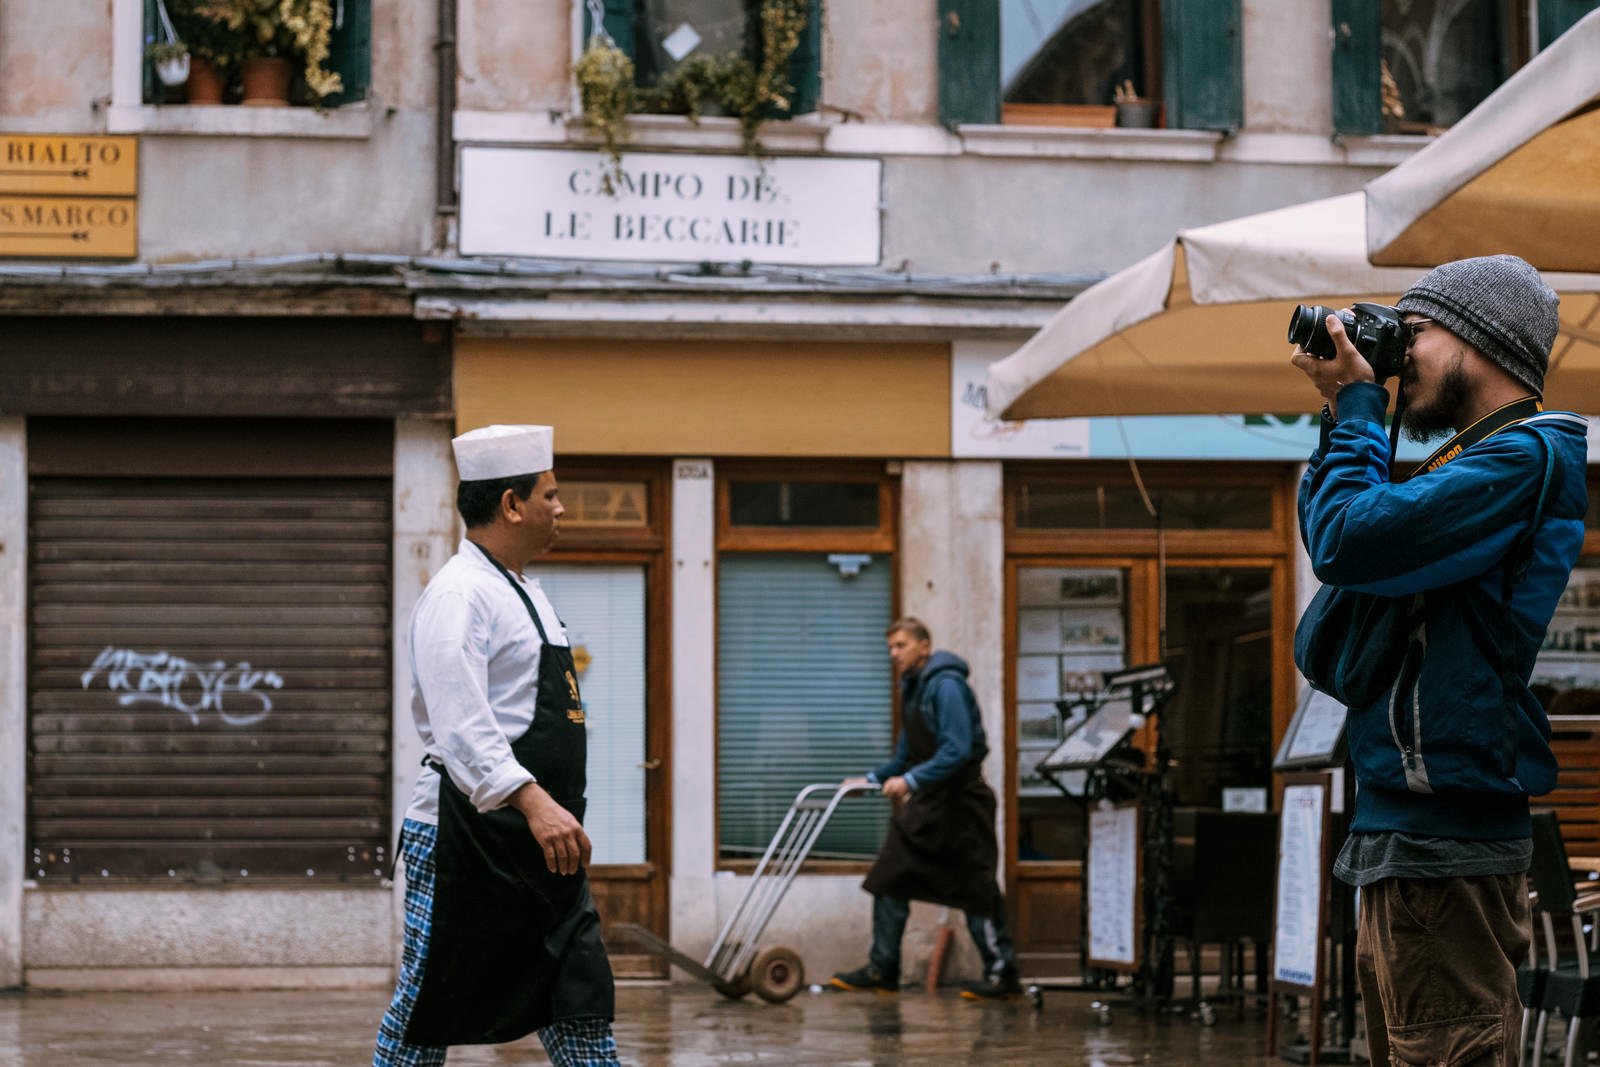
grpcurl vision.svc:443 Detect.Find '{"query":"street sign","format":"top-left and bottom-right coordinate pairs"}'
top-left (0, 134), bottom-right (138, 197)
top-left (0, 196), bottom-right (138, 259)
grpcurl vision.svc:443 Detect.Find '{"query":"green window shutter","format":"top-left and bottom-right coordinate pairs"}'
top-left (1161, 0), bottom-right (1242, 131)
top-left (583, 0), bottom-right (637, 55)
top-left (143, 0), bottom-right (160, 104)
top-left (786, 0), bottom-right (823, 116)
top-left (1539, 0), bottom-right (1600, 48)
top-left (323, 0), bottom-right (372, 106)
top-left (938, 0), bottom-right (1000, 128)
top-left (717, 554), bottom-right (893, 860)
top-left (1331, 0), bottom-right (1381, 135)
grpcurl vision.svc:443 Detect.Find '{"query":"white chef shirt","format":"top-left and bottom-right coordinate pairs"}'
top-left (404, 539), bottom-right (570, 825)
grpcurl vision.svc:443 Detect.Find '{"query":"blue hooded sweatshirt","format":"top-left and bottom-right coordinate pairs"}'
top-left (868, 651), bottom-right (989, 792)
top-left (1298, 382), bottom-right (1588, 840)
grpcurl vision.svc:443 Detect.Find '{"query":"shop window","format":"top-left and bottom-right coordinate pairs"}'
top-left (1332, 0), bottom-right (1598, 134)
top-left (1013, 482), bottom-right (1273, 531)
top-left (728, 479), bottom-right (880, 528)
top-left (1533, 473), bottom-right (1600, 714)
top-left (939, 0), bottom-right (1242, 131)
top-left (142, 0), bottom-right (372, 107)
top-left (586, 0), bottom-right (823, 116)
top-left (715, 466), bottom-right (896, 865)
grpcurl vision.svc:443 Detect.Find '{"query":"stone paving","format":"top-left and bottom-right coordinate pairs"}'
top-left (0, 981), bottom-right (1307, 1066)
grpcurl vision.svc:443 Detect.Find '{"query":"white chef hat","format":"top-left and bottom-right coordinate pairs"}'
top-left (451, 424), bottom-right (554, 481)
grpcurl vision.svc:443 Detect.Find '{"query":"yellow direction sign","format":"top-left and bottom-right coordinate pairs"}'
top-left (0, 135), bottom-right (138, 197)
top-left (0, 197), bottom-right (138, 259)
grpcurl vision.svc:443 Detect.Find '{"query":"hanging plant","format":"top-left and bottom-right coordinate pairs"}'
top-left (574, 34), bottom-right (637, 192)
top-left (576, 0), bottom-right (810, 171)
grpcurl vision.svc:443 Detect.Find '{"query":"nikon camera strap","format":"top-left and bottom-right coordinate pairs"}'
top-left (1406, 395), bottom-right (1543, 480)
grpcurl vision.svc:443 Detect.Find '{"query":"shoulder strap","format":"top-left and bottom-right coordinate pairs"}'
top-left (1501, 422), bottom-right (1557, 603)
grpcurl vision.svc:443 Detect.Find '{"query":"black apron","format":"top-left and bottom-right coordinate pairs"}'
top-left (403, 544), bottom-right (615, 1046)
top-left (862, 675), bottom-right (1001, 917)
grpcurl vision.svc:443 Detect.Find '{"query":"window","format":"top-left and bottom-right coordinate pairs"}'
top-left (714, 465), bottom-right (896, 865)
top-left (1332, 0), bottom-right (1599, 135)
top-left (586, 0), bottom-right (823, 117)
top-left (142, 0), bottom-right (371, 107)
top-left (938, 0), bottom-right (1242, 131)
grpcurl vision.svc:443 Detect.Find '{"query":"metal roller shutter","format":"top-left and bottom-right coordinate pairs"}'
top-left (27, 477), bottom-right (392, 884)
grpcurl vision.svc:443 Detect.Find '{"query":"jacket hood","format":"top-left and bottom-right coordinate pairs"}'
top-left (911, 650), bottom-right (969, 684)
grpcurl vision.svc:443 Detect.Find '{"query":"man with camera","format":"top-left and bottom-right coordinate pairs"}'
top-left (1292, 255), bottom-right (1588, 1066)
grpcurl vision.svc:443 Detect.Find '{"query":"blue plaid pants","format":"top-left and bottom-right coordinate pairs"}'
top-left (373, 819), bottom-right (620, 1067)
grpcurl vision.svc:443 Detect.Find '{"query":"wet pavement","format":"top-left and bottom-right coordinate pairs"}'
top-left (0, 981), bottom-right (1302, 1066)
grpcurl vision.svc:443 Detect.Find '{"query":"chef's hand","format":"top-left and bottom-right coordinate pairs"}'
top-left (882, 776), bottom-right (912, 802)
top-left (510, 781), bottom-right (592, 875)
top-left (1289, 312), bottom-right (1374, 419)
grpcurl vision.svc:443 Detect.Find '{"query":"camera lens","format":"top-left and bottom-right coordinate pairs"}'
top-left (1287, 304), bottom-right (1342, 359)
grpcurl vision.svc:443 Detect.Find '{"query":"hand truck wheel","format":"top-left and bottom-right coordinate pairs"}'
top-left (713, 973), bottom-right (752, 1000)
top-left (749, 945), bottom-right (806, 1004)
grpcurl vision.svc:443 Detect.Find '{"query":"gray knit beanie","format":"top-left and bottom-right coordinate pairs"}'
top-left (1396, 254), bottom-right (1559, 396)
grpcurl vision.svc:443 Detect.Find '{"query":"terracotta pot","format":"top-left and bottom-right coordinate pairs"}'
top-left (240, 57), bottom-right (292, 107)
top-left (185, 56), bottom-right (226, 105)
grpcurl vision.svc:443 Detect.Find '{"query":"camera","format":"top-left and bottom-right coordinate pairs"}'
top-left (1287, 302), bottom-right (1410, 380)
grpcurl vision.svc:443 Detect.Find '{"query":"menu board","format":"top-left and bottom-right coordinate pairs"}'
top-left (1272, 779), bottom-right (1329, 990)
top-left (1086, 803), bottom-right (1141, 970)
top-left (1038, 696), bottom-right (1136, 773)
top-left (1273, 688), bottom-right (1348, 770)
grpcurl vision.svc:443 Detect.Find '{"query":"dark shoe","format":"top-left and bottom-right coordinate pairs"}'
top-left (829, 963), bottom-right (899, 994)
top-left (960, 970), bottom-right (1023, 1000)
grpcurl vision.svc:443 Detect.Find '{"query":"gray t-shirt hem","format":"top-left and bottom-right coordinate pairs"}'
top-left (1334, 831), bottom-right (1531, 887)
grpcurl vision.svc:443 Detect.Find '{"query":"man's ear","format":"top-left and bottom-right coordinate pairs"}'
top-left (499, 487), bottom-right (524, 523)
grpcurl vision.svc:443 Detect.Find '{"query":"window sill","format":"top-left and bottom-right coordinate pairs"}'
top-left (957, 123), bottom-right (1223, 162)
top-left (454, 110), bottom-right (831, 154)
top-left (105, 102), bottom-right (376, 140)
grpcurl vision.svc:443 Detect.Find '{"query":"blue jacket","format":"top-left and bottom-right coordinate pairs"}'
top-left (1298, 383), bottom-right (1588, 840)
top-left (868, 651), bottom-right (989, 792)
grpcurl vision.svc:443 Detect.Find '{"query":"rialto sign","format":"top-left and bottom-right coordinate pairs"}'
top-left (459, 147), bottom-right (881, 266)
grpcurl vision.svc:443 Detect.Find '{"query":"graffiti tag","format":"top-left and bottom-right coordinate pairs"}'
top-left (80, 646), bottom-right (284, 726)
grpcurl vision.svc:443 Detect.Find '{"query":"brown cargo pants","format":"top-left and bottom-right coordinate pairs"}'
top-left (1356, 873), bottom-right (1530, 1067)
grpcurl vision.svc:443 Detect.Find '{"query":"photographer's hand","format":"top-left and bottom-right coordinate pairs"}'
top-left (1290, 312), bottom-right (1375, 419)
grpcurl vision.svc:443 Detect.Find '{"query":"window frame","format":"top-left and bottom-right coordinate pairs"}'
top-left (1332, 0), bottom-right (1539, 136)
top-left (712, 459), bottom-right (900, 873)
top-left (109, 0), bottom-right (376, 138)
top-left (581, 0), bottom-right (825, 121)
top-left (939, 0), bottom-right (1242, 133)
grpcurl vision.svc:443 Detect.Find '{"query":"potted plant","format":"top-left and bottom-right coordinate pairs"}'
top-left (1113, 79), bottom-right (1159, 128)
top-left (191, 0), bottom-right (343, 106)
top-left (147, 40), bottom-right (192, 90)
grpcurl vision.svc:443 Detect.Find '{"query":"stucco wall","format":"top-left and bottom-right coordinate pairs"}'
top-left (458, 0), bottom-right (574, 113)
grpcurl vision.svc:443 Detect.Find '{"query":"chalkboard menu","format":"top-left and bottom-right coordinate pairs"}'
top-left (1086, 803), bottom-right (1141, 971)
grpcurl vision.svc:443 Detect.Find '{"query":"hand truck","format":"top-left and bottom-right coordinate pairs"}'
top-left (616, 780), bottom-right (880, 1004)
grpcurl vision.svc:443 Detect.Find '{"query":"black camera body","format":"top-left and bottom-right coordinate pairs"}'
top-left (1287, 302), bottom-right (1410, 380)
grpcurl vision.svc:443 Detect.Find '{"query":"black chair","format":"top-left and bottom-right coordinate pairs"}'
top-left (1526, 810), bottom-right (1600, 1067)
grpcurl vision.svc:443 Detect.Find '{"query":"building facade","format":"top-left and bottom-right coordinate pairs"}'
top-left (2, 0), bottom-right (1595, 991)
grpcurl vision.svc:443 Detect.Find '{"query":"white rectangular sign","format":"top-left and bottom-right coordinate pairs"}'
top-left (1272, 782), bottom-right (1327, 988)
top-left (459, 146), bottom-right (882, 266)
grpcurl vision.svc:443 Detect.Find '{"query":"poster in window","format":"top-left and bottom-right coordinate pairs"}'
top-left (1018, 608), bottom-right (1063, 653)
top-left (1016, 655), bottom-right (1062, 702)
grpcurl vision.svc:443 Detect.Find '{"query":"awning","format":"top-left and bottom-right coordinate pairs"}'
top-left (1366, 8), bottom-right (1600, 273)
top-left (985, 193), bottom-right (1600, 419)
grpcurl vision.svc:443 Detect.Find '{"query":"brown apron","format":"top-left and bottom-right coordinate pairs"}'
top-left (862, 674), bottom-right (1001, 915)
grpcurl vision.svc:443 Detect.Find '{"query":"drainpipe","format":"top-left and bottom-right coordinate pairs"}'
top-left (434, 0), bottom-right (458, 244)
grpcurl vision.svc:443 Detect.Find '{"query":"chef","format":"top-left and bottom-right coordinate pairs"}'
top-left (373, 424), bottom-right (618, 1067)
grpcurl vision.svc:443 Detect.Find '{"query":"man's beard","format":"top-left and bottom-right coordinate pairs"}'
top-left (1402, 361), bottom-right (1472, 443)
